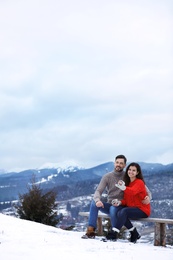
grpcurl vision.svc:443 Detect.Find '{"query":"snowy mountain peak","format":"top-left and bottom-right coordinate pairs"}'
top-left (39, 160), bottom-right (85, 172)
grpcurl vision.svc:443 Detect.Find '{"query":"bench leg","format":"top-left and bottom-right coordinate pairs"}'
top-left (97, 217), bottom-right (103, 236)
top-left (154, 223), bottom-right (166, 246)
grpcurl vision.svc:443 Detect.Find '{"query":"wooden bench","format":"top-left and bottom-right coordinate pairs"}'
top-left (79, 211), bottom-right (173, 246)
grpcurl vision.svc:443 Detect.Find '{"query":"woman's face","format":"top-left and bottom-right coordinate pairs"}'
top-left (127, 166), bottom-right (138, 181)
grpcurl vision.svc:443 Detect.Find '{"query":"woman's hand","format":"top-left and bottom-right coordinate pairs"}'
top-left (115, 180), bottom-right (126, 191)
top-left (112, 199), bottom-right (121, 206)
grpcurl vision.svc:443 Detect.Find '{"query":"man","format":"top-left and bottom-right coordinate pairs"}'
top-left (81, 154), bottom-right (151, 239)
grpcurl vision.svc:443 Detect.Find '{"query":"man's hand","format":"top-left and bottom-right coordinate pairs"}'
top-left (142, 196), bottom-right (150, 205)
top-left (96, 201), bottom-right (104, 208)
top-left (115, 180), bottom-right (126, 191)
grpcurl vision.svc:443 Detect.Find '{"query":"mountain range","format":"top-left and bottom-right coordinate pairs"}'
top-left (0, 161), bottom-right (173, 220)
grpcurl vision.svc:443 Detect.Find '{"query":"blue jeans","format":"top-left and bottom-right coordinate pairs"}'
top-left (88, 200), bottom-right (124, 229)
top-left (115, 207), bottom-right (148, 230)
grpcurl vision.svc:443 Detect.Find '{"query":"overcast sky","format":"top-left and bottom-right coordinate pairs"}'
top-left (0, 0), bottom-right (173, 172)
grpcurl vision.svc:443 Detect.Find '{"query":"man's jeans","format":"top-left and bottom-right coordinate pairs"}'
top-left (88, 200), bottom-right (124, 229)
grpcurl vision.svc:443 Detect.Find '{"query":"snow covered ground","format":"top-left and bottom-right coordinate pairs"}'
top-left (0, 213), bottom-right (172, 260)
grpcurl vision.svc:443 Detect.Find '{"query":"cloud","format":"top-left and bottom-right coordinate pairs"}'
top-left (0, 0), bottom-right (173, 171)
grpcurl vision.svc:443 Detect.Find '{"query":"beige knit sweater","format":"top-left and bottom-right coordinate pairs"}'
top-left (93, 171), bottom-right (125, 204)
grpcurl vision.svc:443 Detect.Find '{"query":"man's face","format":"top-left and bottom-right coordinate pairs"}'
top-left (114, 158), bottom-right (126, 172)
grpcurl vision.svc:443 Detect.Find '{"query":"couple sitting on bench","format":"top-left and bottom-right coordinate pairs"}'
top-left (81, 154), bottom-right (151, 243)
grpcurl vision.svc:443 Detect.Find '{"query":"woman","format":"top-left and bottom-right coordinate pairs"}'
top-left (105, 162), bottom-right (151, 243)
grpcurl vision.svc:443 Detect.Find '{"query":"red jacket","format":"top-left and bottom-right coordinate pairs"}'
top-left (121, 179), bottom-right (151, 216)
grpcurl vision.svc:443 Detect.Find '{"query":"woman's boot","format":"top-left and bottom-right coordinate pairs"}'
top-left (106, 230), bottom-right (118, 241)
top-left (130, 227), bottom-right (141, 243)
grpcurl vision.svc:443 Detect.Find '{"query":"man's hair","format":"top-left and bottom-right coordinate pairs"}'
top-left (115, 154), bottom-right (127, 164)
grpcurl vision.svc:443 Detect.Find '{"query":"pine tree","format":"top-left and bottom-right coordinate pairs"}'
top-left (15, 176), bottom-right (59, 227)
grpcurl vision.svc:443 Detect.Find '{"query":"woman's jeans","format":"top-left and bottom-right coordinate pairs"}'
top-left (88, 200), bottom-right (124, 229)
top-left (116, 207), bottom-right (148, 230)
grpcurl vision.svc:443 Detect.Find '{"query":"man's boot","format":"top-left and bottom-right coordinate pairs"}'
top-left (81, 226), bottom-right (96, 239)
top-left (130, 227), bottom-right (141, 243)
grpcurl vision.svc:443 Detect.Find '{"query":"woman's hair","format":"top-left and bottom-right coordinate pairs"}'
top-left (123, 162), bottom-right (145, 186)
